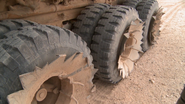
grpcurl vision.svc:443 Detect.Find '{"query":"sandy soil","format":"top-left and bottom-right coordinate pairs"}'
top-left (89, 0), bottom-right (185, 104)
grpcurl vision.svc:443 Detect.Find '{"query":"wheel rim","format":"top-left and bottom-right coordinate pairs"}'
top-left (118, 19), bottom-right (143, 78)
top-left (148, 7), bottom-right (164, 45)
top-left (7, 53), bottom-right (93, 104)
top-left (148, 17), bottom-right (155, 45)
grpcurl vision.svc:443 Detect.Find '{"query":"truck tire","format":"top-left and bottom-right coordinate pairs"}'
top-left (91, 6), bottom-right (143, 83)
top-left (0, 19), bottom-right (37, 39)
top-left (136, 0), bottom-right (159, 52)
top-left (0, 25), bottom-right (95, 104)
top-left (177, 87), bottom-right (185, 104)
top-left (72, 3), bottom-right (110, 47)
top-left (122, 0), bottom-right (142, 8)
top-left (177, 98), bottom-right (185, 104)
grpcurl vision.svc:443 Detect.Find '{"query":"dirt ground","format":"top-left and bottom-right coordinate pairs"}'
top-left (89, 0), bottom-right (185, 104)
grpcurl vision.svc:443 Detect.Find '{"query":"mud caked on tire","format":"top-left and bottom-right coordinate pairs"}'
top-left (0, 25), bottom-right (95, 104)
top-left (136, 0), bottom-right (159, 52)
top-left (122, 0), bottom-right (142, 8)
top-left (72, 3), bottom-right (110, 46)
top-left (0, 19), bottom-right (37, 39)
top-left (91, 6), bottom-right (143, 83)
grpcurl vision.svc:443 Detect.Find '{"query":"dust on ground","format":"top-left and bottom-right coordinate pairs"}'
top-left (89, 0), bottom-right (185, 104)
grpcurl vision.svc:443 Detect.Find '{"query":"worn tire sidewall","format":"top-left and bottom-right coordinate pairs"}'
top-left (0, 26), bottom-right (92, 104)
top-left (99, 8), bottom-right (139, 82)
top-left (142, 2), bottom-right (159, 51)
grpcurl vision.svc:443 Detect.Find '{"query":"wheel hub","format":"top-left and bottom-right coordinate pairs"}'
top-left (7, 53), bottom-right (93, 104)
top-left (36, 88), bottom-right (47, 102)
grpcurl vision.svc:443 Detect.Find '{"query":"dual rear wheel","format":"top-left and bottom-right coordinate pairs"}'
top-left (73, 0), bottom-right (162, 83)
top-left (0, 0), bottom-right (162, 103)
top-left (73, 4), bottom-right (143, 83)
top-left (123, 0), bottom-right (163, 52)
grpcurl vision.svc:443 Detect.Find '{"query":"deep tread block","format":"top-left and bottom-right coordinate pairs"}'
top-left (122, 0), bottom-right (142, 8)
top-left (136, 0), bottom-right (159, 52)
top-left (91, 6), bottom-right (139, 83)
top-left (0, 19), bottom-right (37, 39)
top-left (72, 3), bottom-right (110, 47)
top-left (0, 25), bottom-right (93, 104)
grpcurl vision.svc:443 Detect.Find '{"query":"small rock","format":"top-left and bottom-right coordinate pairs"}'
top-left (161, 83), bottom-right (166, 86)
top-left (149, 79), bottom-right (155, 84)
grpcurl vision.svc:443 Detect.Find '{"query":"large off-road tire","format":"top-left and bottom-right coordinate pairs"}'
top-left (177, 98), bottom-right (185, 104)
top-left (136, 0), bottom-right (159, 52)
top-left (72, 3), bottom-right (110, 46)
top-left (0, 19), bottom-right (37, 39)
top-left (91, 6), bottom-right (143, 83)
top-left (177, 87), bottom-right (185, 104)
top-left (0, 25), bottom-right (95, 104)
top-left (122, 0), bottom-right (142, 8)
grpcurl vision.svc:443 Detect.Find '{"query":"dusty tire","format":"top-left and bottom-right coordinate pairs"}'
top-left (91, 6), bottom-right (142, 83)
top-left (0, 19), bottom-right (37, 39)
top-left (72, 3), bottom-right (110, 46)
top-left (177, 98), bottom-right (185, 104)
top-left (177, 87), bottom-right (185, 104)
top-left (136, 0), bottom-right (159, 52)
top-left (122, 0), bottom-right (142, 8)
top-left (0, 25), bottom-right (95, 104)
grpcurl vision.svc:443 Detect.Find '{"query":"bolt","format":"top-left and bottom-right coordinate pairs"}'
top-left (53, 88), bottom-right (59, 94)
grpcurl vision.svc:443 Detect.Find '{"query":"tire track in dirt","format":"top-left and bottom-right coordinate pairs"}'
top-left (88, 81), bottom-right (115, 104)
top-left (160, 1), bottom-right (185, 31)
